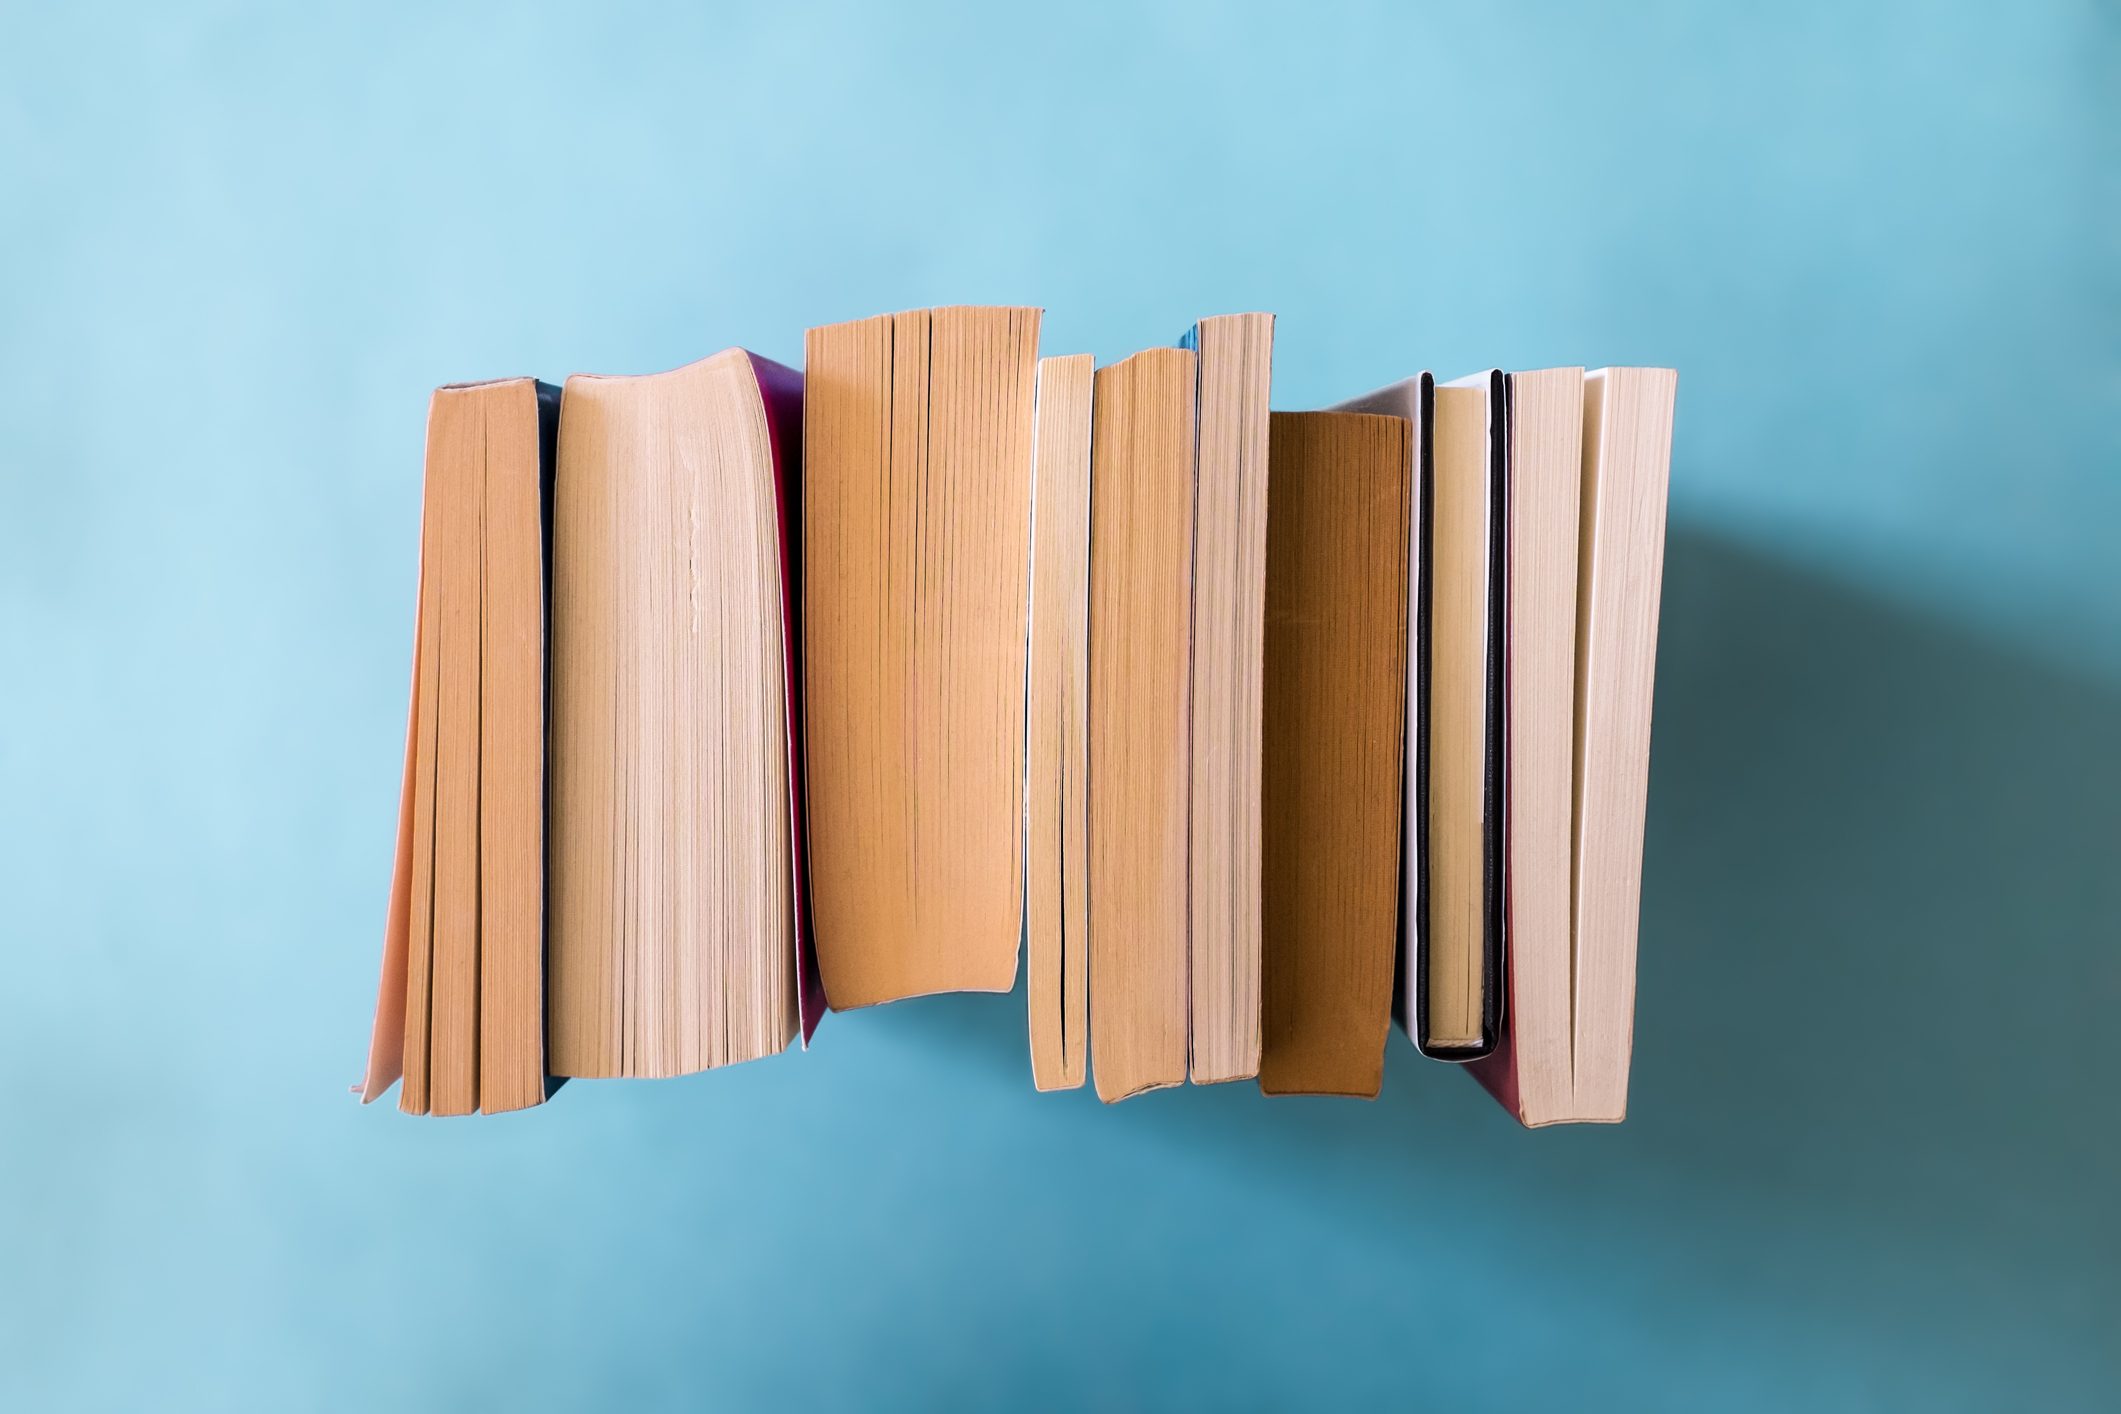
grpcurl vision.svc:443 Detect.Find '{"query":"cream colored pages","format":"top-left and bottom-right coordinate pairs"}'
top-left (1187, 313), bottom-right (1273, 1086)
top-left (1568, 367), bottom-right (1677, 1122)
top-left (548, 351), bottom-right (795, 1079)
top-left (1426, 382), bottom-right (1490, 1050)
top-left (1502, 369), bottom-right (1585, 1120)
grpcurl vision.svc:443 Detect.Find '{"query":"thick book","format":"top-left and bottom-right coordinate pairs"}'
top-left (362, 377), bottom-right (559, 1115)
top-left (1257, 412), bottom-right (1411, 1098)
top-left (1087, 347), bottom-right (1197, 1101)
top-left (1026, 354), bottom-right (1093, 1092)
top-left (802, 307), bottom-right (1042, 1010)
top-left (1473, 367), bottom-right (1675, 1125)
top-left (1180, 313), bottom-right (1274, 1086)
top-left (545, 350), bottom-right (816, 1079)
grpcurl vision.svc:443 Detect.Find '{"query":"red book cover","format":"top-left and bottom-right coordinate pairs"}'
top-left (1467, 1010), bottom-right (1526, 1122)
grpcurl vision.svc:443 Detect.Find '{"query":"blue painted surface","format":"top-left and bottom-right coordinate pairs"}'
top-left (3, 3), bottom-right (2115, 1408)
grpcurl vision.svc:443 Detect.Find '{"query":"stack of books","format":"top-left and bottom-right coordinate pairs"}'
top-left (357, 307), bottom-right (1676, 1128)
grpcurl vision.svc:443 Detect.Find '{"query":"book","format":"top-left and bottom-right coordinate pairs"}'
top-left (1180, 313), bottom-right (1274, 1086)
top-left (1473, 367), bottom-right (1675, 1125)
top-left (1330, 374), bottom-right (1432, 1054)
top-left (545, 350), bottom-right (813, 1079)
top-left (1257, 412), bottom-right (1411, 1098)
top-left (361, 376), bottom-right (558, 1115)
top-left (1025, 354), bottom-right (1093, 1092)
top-left (1484, 368), bottom-right (1586, 1113)
top-left (1087, 347), bottom-right (1198, 1101)
top-left (801, 307), bottom-right (1042, 1010)
top-left (357, 308), bottom-right (1675, 1126)
top-left (1337, 370), bottom-right (1506, 1059)
top-left (1419, 372), bottom-right (1507, 1058)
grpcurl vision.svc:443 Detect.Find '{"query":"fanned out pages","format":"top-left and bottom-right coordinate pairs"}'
top-left (802, 307), bottom-right (1041, 1009)
top-left (1088, 347), bottom-right (1197, 1102)
top-left (363, 377), bottom-right (559, 1114)
top-left (1257, 413), bottom-right (1410, 1098)
top-left (547, 350), bottom-right (812, 1079)
top-left (1180, 313), bottom-right (1274, 1086)
top-left (1474, 367), bottom-right (1675, 1125)
top-left (1423, 371), bottom-right (1506, 1058)
top-left (1026, 354), bottom-right (1093, 1091)
top-left (1330, 374), bottom-right (1432, 1052)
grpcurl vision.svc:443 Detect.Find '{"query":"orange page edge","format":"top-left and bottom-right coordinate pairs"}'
top-left (359, 560), bottom-right (422, 1101)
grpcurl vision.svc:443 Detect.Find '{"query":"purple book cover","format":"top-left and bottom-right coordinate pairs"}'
top-left (748, 352), bottom-right (826, 1044)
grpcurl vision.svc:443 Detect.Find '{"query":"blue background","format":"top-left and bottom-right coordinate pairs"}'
top-left (3, 2), bottom-right (2116, 1409)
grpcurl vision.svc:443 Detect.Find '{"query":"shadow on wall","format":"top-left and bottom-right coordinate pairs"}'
top-left (870, 520), bottom-right (2121, 1376)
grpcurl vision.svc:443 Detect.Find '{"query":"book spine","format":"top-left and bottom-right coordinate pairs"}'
top-left (748, 351), bottom-right (825, 1044)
